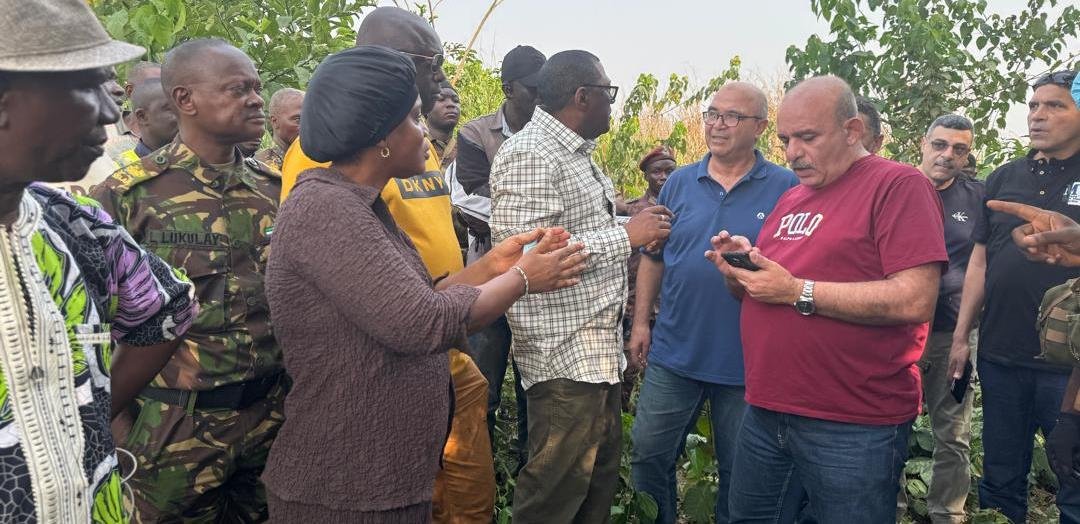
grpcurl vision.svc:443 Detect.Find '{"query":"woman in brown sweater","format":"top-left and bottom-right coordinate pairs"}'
top-left (262, 46), bottom-right (587, 522)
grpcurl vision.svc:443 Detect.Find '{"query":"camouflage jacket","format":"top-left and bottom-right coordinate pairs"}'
top-left (254, 144), bottom-right (285, 173)
top-left (91, 139), bottom-right (283, 391)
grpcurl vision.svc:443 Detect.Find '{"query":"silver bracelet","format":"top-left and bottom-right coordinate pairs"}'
top-left (510, 265), bottom-right (529, 295)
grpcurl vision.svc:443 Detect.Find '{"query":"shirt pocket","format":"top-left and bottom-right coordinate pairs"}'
top-left (73, 323), bottom-right (113, 388)
top-left (150, 245), bottom-right (231, 333)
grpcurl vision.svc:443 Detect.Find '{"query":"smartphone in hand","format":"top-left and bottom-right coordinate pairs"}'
top-left (721, 251), bottom-right (762, 271)
top-left (950, 360), bottom-right (974, 403)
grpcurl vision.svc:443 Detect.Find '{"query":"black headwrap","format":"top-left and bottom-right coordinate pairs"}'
top-left (300, 45), bottom-right (418, 163)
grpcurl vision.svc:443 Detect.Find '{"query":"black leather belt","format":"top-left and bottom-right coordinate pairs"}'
top-left (141, 372), bottom-right (283, 412)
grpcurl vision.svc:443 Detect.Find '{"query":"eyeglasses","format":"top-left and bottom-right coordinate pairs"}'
top-left (702, 110), bottom-right (764, 127)
top-left (400, 51), bottom-right (445, 70)
top-left (929, 139), bottom-right (971, 157)
top-left (1032, 70), bottom-right (1077, 89)
top-left (581, 84), bottom-right (619, 104)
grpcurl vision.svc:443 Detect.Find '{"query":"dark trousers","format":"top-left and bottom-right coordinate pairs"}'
top-left (512, 379), bottom-right (622, 524)
top-left (978, 358), bottom-right (1080, 523)
top-left (468, 316), bottom-right (528, 466)
top-left (728, 407), bottom-right (912, 523)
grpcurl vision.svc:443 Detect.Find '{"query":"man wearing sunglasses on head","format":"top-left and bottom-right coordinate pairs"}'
top-left (950, 69), bottom-right (1080, 523)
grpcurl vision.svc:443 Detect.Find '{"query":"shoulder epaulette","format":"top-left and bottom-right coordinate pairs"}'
top-left (105, 144), bottom-right (192, 194)
top-left (244, 156), bottom-right (282, 180)
top-left (103, 155), bottom-right (165, 195)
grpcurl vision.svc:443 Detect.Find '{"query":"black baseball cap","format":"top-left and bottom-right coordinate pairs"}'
top-left (501, 45), bottom-right (546, 88)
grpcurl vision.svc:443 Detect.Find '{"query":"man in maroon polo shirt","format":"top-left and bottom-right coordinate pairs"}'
top-left (706, 75), bottom-right (947, 522)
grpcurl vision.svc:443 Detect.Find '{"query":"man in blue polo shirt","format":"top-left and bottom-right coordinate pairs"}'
top-left (628, 82), bottom-right (797, 524)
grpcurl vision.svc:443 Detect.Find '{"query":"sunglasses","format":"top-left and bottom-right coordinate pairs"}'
top-left (1032, 70), bottom-right (1077, 89)
top-left (400, 51), bottom-right (445, 70)
top-left (581, 84), bottom-right (619, 104)
top-left (929, 139), bottom-right (970, 157)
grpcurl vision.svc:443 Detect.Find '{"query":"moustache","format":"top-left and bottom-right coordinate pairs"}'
top-left (790, 161), bottom-right (814, 170)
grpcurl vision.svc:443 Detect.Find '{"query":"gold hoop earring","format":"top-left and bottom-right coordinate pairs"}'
top-left (380, 147), bottom-right (391, 158)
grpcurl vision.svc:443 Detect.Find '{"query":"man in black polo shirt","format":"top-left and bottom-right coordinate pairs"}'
top-left (950, 69), bottom-right (1080, 522)
top-left (896, 113), bottom-right (983, 523)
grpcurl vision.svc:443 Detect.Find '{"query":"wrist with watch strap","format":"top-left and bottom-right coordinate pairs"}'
top-left (794, 279), bottom-right (816, 316)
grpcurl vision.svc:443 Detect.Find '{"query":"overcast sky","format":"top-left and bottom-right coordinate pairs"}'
top-left (374, 0), bottom-right (1077, 139)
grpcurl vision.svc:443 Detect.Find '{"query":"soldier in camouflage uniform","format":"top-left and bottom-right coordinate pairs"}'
top-left (91, 38), bottom-right (283, 523)
top-left (254, 88), bottom-right (304, 173)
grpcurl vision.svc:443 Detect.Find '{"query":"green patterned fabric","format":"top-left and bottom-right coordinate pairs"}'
top-left (0, 185), bottom-right (195, 523)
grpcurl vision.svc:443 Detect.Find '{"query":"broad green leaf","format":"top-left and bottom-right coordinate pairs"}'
top-left (682, 481), bottom-right (716, 524)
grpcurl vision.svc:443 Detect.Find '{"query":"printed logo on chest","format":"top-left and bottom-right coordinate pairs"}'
top-left (396, 171), bottom-right (450, 199)
top-left (951, 211), bottom-right (969, 223)
top-left (772, 212), bottom-right (824, 240)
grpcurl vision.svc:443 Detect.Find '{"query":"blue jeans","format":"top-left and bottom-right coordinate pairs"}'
top-left (631, 364), bottom-right (746, 524)
top-left (977, 358), bottom-right (1080, 523)
top-left (467, 316), bottom-right (528, 468)
top-left (728, 406), bottom-right (912, 523)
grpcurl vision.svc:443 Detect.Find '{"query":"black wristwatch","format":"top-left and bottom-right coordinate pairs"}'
top-left (794, 279), bottom-right (816, 316)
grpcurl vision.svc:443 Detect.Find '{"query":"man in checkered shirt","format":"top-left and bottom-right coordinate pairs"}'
top-left (490, 50), bottom-right (674, 523)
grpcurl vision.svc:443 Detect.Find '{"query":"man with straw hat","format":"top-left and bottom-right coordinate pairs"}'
top-left (0, 0), bottom-right (199, 522)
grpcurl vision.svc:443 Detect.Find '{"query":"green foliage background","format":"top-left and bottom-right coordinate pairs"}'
top-left (786, 0), bottom-right (1080, 173)
top-left (93, 0), bottom-right (1080, 521)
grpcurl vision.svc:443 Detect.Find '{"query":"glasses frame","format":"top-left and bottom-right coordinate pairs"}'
top-left (929, 139), bottom-right (971, 157)
top-left (580, 84), bottom-right (619, 104)
top-left (701, 110), bottom-right (765, 127)
top-left (400, 51), bottom-right (445, 70)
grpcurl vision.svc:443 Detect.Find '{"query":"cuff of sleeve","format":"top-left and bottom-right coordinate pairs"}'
top-left (593, 225), bottom-right (631, 265)
top-left (444, 283), bottom-right (483, 341)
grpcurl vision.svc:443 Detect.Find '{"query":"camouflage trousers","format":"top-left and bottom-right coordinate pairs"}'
top-left (119, 383), bottom-right (286, 523)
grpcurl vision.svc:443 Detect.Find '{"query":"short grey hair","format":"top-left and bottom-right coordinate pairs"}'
top-left (268, 88), bottom-right (304, 117)
top-left (926, 113), bottom-right (972, 136)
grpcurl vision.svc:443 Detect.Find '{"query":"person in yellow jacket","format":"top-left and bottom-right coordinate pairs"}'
top-left (280, 9), bottom-right (495, 522)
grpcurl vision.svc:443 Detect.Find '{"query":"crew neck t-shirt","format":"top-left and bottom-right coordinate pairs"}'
top-left (933, 176), bottom-right (985, 333)
top-left (740, 155), bottom-right (948, 425)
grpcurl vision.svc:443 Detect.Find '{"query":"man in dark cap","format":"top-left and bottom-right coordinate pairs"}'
top-left (619, 145), bottom-right (674, 405)
top-left (0, 0), bottom-right (199, 522)
top-left (92, 38), bottom-right (284, 522)
top-left (445, 44), bottom-right (546, 470)
top-left (278, 7), bottom-right (496, 522)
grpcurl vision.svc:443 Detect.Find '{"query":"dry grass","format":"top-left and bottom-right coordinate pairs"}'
top-left (626, 79), bottom-right (790, 170)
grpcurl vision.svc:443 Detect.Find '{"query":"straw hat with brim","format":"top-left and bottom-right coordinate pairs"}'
top-left (0, 0), bottom-right (144, 72)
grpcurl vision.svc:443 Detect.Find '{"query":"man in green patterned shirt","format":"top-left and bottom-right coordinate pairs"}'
top-left (92, 38), bottom-right (284, 523)
top-left (0, 1), bottom-right (200, 522)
